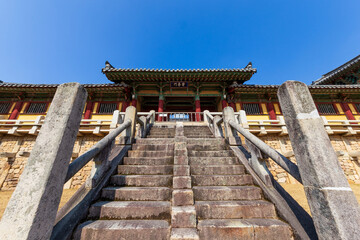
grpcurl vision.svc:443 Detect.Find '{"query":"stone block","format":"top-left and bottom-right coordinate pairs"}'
top-left (172, 190), bottom-right (194, 206)
top-left (173, 176), bottom-right (191, 189)
top-left (171, 228), bottom-right (199, 240)
top-left (174, 165), bottom-right (190, 176)
top-left (174, 156), bottom-right (188, 165)
top-left (171, 206), bottom-right (196, 228)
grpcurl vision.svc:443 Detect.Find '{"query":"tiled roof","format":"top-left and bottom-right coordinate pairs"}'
top-left (102, 61), bottom-right (257, 82)
top-left (312, 54), bottom-right (360, 85)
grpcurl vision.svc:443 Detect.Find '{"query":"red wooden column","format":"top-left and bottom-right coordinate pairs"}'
top-left (83, 101), bottom-right (93, 119)
top-left (9, 102), bottom-right (23, 120)
top-left (195, 95), bottom-right (201, 121)
top-left (131, 96), bottom-right (137, 108)
top-left (267, 102), bottom-right (277, 120)
top-left (222, 99), bottom-right (228, 109)
top-left (342, 103), bottom-right (356, 121)
top-left (229, 102), bottom-right (235, 110)
top-left (158, 95), bottom-right (164, 121)
top-left (121, 100), bottom-right (130, 112)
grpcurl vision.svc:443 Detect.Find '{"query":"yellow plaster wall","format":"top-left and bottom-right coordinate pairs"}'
top-left (90, 115), bottom-right (113, 120)
top-left (247, 115), bottom-right (270, 121)
top-left (92, 103), bottom-right (98, 113)
top-left (17, 115), bottom-right (46, 121)
top-left (235, 103), bottom-right (241, 112)
top-left (323, 115), bottom-right (348, 122)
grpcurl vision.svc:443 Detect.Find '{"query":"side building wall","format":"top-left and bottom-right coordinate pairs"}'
top-left (260, 134), bottom-right (360, 184)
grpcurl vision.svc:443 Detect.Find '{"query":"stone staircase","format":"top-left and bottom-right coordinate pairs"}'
top-left (74, 125), bottom-right (293, 239)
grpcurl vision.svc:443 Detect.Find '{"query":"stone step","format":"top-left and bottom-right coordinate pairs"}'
top-left (102, 187), bottom-right (171, 201)
top-left (88, 201), bottom-right (171, 220)
top-left (118, 165), bottom-right (173, 175)
top-left (189, 157), bottom-right (238, 165)
top-left (191, 175), bottom-right (253, 186)
top-left (149, 131), bottom-right (175, 134)
top-left (186, 135), bottom-right (214, 138)
top-left (186, 138), bottom-right (224, 145)
top-left (124, 157), bottom-right (173, 165)
top-left (132, 144), bottom-right (174, 151)
top-left (136, 139), bottom-right (175, 144)
top-left (128, 150), bottom-right (173, 158)
top-left (74, 220), bottom-right (170, 240)
top-left (147, 135), bottom-right (175, 138)
top-left (110, 175), bottom-right (173, 187)
top-left (197, 219), bottom-right (293, 240)
top-left (193, 186), bottom-right (262, 201)
top-left (191, 165), bottom-right (244, 175)
top-left (187, 144), bottom-right (229, 151)
top-left (195, 200), bottom-right (276, 219)
top-left (189, 150), bottom-right (234, 157)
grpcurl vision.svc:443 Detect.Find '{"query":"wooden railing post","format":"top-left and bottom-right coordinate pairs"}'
top-left (223, 106), bottom-right (241, 145)
top-left (278, 80), bottom-right (360, 239)
top-left (0, 83), bottom-right (87, 240)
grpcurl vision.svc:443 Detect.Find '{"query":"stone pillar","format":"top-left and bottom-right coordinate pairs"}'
top-left (158, 95), bottom-right (164, 122)
top-left (0, 83), bottom-right (87, 240)
top-left (278, 80), bottom-right (360, 240)
top-left (8, 102), bottom-right (23, 120)
top-left (222, 107), bottom-right (241, 145)
top-left (195, 95), bottom-right (201, 122)
top-left (267, 102), bottom-right (277, 120)
top-left (342, 103), bottom-right (355, 121)
top-left (83, 101), bottom-right (93, 119)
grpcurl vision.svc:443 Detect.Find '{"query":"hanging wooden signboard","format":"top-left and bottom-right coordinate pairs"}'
top-left (170, 81), bottom-right (188, 88)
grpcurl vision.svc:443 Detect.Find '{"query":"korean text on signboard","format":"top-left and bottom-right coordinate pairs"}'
top-left (170, 82), bottom-right (188, 88)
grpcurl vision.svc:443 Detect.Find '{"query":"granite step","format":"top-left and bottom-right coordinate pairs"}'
top-left (191, 175), bottom-right (253, 186)
top-left (147, 135), bottom-right (175, 138)
top-left (118, 165), bottom-right (173, 175)
top-left (187, 144), bottom-right (229, 151)
top-left (88, 201), bottom-right (171, 220)
top-left (128, 150), bottom-right (173, 158)
top-left (74, 220), bottom-right (170, 240)
top-left (102, 187), bottom-right (171, 201)
top-left (188, 150), bottom-right (234, 157)
top-left (124, 157), bottom-right (173, 165)
top-left (191, 165), bottom-right (244, 175)
top-left (195, 200), bottom-right (276, 219)
top-left (136, 139), bottom-right (175, 144)
top-left (197, 219), bottom-right (293, 240)
top-left (110, 175), bottom-right (173, 187)
top-left (186, 138), bottom-right (224, 145)
top-left (186, 135), bottom-right (214, 138)
top-left (193, 186), bottom-right (262, 201)
top-left (132, 144), bottom-right (174, 151)
top-left (189, 157), bottom-right (238, 165)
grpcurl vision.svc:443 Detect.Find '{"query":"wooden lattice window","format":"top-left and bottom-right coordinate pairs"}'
top-left (0, 102), bottom-right (11, 114)
top-left (26, 103), bottom-right (48, 114)
top-left (98, 103), bottom-right (117, 114)
top-left (242, 103), bottom-right (262, 115)
top-left (317, 103), bottom-right (337, 115)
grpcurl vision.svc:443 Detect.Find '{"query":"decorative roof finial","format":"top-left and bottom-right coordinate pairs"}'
top-left (105, 61), bottom-right (114, 70)
top-left (245, 62), bottom-right (253, 69)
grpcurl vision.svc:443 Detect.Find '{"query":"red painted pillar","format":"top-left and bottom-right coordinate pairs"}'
top-left (342, 103), bottom-right (355, 121)
top-left (195, 95), bottom-right (201, 121)
top-left (9, 102), bottom-right (23, 120)
top-left (267, 102), bottom-right (277, 120)
top-left (84, 101), bottom-right (93, 119)
top-left (229, 102), bottom-right (235, 110)
top-left (131, 99), bottom-right (137, 108)
top-left (158, 95), bottom-right (164, 121)
top-left (121, 101), bottom-right (129, 112)
top-left (222, 99), bottom-right (228, 109)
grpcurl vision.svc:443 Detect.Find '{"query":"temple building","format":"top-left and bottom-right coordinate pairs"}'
top-left (0, 55), bottom-right (360, 190)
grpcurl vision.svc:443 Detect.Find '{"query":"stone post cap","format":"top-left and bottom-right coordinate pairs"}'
top-left (278, 80), bottom-right (319, 118)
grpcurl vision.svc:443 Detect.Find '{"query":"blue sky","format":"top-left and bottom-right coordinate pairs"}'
top-left (1, 1), bottom-right (359, 85)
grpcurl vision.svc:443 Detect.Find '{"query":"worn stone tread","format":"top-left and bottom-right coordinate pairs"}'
top-left (102, 187), bottom-right (171, 201)
top-left (193, 186), bottom-right (262, 201)
top-left (189, 157), bottom-right (238, 165)
top-left (195, 200), bottom-right (276, 219)
top-left (191, 175), bottom-right (253, 186)
top-left (74, 220), bottom-right (170, 240)
top-left (123, 157), bottom-right (173, 165)
top-left (88, 201), bottom-right (171, 220)
top-left (198, 219), bottom-right (293, 240)
top-left (191, 165), bottom-right (245, 175)
top-left (110, 175), bottom-right (173, 187)
top-left (118, 165), bottom-right (173, 175)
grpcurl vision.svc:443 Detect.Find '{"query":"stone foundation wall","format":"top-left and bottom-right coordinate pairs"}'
top-left (259, 134), bottom-right (360, 184)
top-left (0, 135), bottom-right (102, 190)
top-left (1, 132), bottom-right (360, 190)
